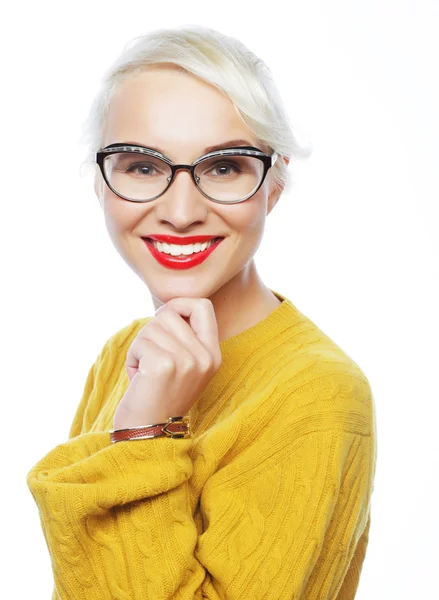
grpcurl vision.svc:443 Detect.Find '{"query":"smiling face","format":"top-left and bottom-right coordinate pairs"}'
top-left (94, 64), bottom-right (287, 309)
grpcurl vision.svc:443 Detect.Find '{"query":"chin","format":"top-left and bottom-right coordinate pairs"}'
top-left (149, 278), bottom-right (226, 305)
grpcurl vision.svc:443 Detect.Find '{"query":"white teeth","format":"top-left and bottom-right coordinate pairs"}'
top-left (153, 239), bottom-right (216, 256)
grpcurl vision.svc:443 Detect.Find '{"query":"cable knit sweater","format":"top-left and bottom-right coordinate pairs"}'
top-left (26, 289), bottom-right (377, 599)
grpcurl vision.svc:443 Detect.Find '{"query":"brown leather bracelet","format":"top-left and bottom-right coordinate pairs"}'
top-left (109, 416), bottom-right (191, 443)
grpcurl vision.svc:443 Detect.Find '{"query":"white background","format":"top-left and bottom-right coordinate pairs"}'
top-left (2, 1), bottom-right (438, 597)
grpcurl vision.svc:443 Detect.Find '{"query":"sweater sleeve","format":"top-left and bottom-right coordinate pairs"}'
top-left (26, 334), bottom-right (199, 599)
top-left (196, 425), bottom-right (375, 600)
top-left (27, 425), bottom-right (375, 599)
top-left (27, 331), bottom-right (376, 599)
top-left (27, 431), bottom-right (196, 600)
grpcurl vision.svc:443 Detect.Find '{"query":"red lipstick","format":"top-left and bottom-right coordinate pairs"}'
top-left (145, 234), bottom-right (222, 244)
top-left (142, 236), bottom-right (224, 270)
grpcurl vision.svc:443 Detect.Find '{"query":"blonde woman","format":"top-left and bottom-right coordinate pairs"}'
top-left (27, 24), bottom-right (377, 600)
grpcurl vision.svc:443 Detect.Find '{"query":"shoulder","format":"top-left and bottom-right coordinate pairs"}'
top-left (271, 312), bottom-right (375, 438)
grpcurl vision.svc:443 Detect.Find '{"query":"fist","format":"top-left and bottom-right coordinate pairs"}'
top-left (113, 297), bottom-right (222, 429)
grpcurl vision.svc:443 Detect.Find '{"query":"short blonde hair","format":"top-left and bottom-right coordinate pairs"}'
top-left (79, 24), bottom-right (312, 195)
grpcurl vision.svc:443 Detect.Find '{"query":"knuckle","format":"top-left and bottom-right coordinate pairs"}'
top-left (181, 352), bottom-right (197, 372)
top-left (141, 321), bottom-right (165, 340)
top-left (140, 319), bottom-right (157, 333)
top-left (159, 353), bottom-right (177, 373)
top-left (158, 311), bottom-right (175, 326)
top-left (212, 351), bottom-right (222, 371)
top-left (199, 350), bottom-right (214, 372)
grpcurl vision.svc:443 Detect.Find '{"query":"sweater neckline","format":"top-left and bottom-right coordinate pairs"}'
top-left (191, 288), bottom-right (305, 427)
top-left (217, 288), bottom-right (304, 362)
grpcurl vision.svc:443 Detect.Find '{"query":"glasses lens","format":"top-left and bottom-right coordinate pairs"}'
top-left (103, 152), bottom-right (172, 201)
top-left (102, 152), bottom-right (265, 202)
top-left (195, 155), bottom-right (264, 202)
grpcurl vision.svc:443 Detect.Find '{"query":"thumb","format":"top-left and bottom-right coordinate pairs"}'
top-left (155, 301), bottom-right (191, 325)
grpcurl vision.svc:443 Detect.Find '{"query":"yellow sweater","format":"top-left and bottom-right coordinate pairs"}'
top-left (27, 289), bottom-right (377, 600)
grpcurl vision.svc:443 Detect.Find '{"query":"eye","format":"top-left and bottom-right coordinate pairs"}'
top-left (206, 160), bottom-right (242, 177)
top-left (124, 162), bottom-right (159, 176)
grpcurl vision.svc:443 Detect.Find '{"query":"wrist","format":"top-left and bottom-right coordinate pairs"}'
top-left (113, 405), bottom-right (174, 430)
top-left (110, 416), bottom-right (191, 442)
top-left (113, 413), bottom-right (183, 431)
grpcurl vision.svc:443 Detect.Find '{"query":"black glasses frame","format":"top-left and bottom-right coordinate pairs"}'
top-left (95, 143), bottom-right (279, 204)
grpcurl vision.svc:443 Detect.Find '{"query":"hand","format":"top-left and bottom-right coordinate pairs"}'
top-left (113, 297), bottom-right (222, 429)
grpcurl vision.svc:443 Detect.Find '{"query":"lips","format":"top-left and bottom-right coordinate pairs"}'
top-left (143, 236), bottom-right (224, 270)
top-left (144, 234), bottom-right (223, 245)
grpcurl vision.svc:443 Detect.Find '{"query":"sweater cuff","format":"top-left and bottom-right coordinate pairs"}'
top-left (27, 431), bottom-right (194, 517)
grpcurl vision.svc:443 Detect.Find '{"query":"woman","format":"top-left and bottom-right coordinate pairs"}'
top-left (27, 24), bottom-right (377, 599)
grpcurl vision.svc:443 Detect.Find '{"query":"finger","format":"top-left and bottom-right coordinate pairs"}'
top-left (155, 309), bottom-right (215, 371)
top-left (126, 322), bottom-right (179, 376)
top-left (135, 321), bottom-right (197, 371)
top-left (125, 338), bottom-right (174, 380)
top-left (136, 339), bottom-right (177, 377)
top-left (156, 305), bottom-right (191, 327)
top-left (156, 298), bottom-right (221, 364)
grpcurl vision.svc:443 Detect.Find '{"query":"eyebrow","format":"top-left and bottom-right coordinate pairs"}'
top-left (120, 138), bottom-right (259, 155)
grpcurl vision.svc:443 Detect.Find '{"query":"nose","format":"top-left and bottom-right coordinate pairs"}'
top-left (167, 165), bottom-right (200, 195)
top-left (156, 166), bottom-right (208, 229)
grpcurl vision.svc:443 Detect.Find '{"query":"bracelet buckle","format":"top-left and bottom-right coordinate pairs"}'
top-left (109, 416), bottom-right (191, 443)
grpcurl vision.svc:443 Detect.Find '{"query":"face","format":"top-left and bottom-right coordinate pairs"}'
top-left (94, 65), bottom-right (288, 307)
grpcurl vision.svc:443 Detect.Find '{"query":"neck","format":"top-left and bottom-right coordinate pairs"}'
top-left (204, 260), bottom-right (281, 343)
top-left (150, 260), bottom-right (281, 343)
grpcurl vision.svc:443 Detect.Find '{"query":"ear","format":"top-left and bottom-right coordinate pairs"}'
top-left (267, 156), bottom-right (290, 215)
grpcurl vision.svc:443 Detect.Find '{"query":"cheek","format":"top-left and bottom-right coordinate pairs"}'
top-left (103, 193), bottom-right (141, 237)
top-left (225, 197), bottom-right (267, 239)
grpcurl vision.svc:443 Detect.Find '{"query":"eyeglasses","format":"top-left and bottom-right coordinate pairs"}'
top-left (95, 143), bottom-right (278, 204)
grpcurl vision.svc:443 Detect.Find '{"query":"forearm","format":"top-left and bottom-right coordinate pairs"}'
top-left (27, 431), bottom-right (201, 599)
